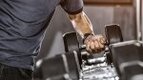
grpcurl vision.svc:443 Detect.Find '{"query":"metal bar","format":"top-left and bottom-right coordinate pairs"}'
top-left (135, 0), bottom-right (141, 40)
top-left (141, 0), bottom-right (143, 41)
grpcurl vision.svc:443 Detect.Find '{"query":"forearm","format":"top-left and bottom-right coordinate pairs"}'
top-left (68, 11), bottom-right (94, 38)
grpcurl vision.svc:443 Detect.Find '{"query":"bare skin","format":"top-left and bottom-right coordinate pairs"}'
top-left (68, 11), bottom-right (106, 53)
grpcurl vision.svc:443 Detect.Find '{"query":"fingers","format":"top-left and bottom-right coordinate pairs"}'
top-left (96, 35), bottom-right (106, 44)
top-left (84, 34), bottom-right (106, 54)
top-left (85, 40), bottom-right (104, 53)
top-left (93, 40), bottom-right (105, 53)
top-left (91, 41), bottom-right (96, 50)
top-left (86, 42), bottom-right (92, 53)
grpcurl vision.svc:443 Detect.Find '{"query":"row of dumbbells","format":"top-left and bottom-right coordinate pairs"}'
top-left (33, 25), bottom-right (143, 80)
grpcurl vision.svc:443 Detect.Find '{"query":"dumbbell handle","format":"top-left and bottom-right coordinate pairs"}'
top-left (79, 44), bottom-right (110, 65)
top-left (80, 44), bottom-right (109, 54)
top-left (87, 57), bottom-right (106, 65)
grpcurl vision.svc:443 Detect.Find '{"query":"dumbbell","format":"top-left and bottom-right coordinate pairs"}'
top-left (63, 25), bottom-right (123, 66)
top-left (34, 51), bottom-right (80, 80)
top-left (110, 40), bottom-right (143, 80)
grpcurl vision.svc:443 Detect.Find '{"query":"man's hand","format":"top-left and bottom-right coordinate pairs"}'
top-left (68, 11), bottom-right (106, 53)
top-left (84, 34), bottom-right (106, 53)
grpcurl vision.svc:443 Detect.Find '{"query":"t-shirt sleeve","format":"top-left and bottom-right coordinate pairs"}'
top-left (60, 0), bottom-right (84, 14)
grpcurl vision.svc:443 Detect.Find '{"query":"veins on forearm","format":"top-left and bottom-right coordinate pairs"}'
top-left (69, 12), bottom-right (94, 38)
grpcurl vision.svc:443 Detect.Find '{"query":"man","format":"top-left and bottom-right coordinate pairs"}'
top-left (0, 0), bottom-right (105, 80)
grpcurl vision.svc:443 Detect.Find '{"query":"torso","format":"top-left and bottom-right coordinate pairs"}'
top-left (0, 0), bottom-right (60, 70)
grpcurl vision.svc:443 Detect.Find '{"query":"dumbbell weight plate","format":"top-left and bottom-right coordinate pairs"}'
top-left (65, 51), bottom-right (80, 80)
top-left (63, 32), bottom-right (82, 67)
top-left (34, 52), bottom-right (80, 80)
top-left (105, 25), bottom-right (123, 64)
top-left (105, 25), bottom-right (123, 44)
top-left (63, 32), bottom-right (79, 52)
top-left (38, 55), bottom-right (66, 80)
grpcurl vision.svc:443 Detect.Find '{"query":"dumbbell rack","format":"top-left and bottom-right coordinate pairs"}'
top-left (79, 51), bottom-right (119, 80)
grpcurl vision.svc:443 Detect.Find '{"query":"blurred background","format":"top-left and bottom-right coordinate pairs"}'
top-left (36, 0), bottom-right (142, 60)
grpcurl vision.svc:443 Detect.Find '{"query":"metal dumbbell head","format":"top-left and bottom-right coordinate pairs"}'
top-left (63, 32), bottom-right (82, 67)
top-left (63, 31), bottom-right (80, 52)
top-left (105, 24), bottom-right (123, 44)
top-left (34, 52), bottom-right (80, 80)
top-left (105, 24), bottom-right (123, 64)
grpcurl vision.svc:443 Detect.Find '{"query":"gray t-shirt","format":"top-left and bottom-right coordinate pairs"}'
top-left (0, 0), bottom-right (83, 70)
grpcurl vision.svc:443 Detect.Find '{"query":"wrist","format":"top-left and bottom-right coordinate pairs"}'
top-left (83, 33), bottom-right (94, 43)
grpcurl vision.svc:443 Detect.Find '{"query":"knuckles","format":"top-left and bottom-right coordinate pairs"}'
top-left (84, 34), bottom-right (106, 54)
